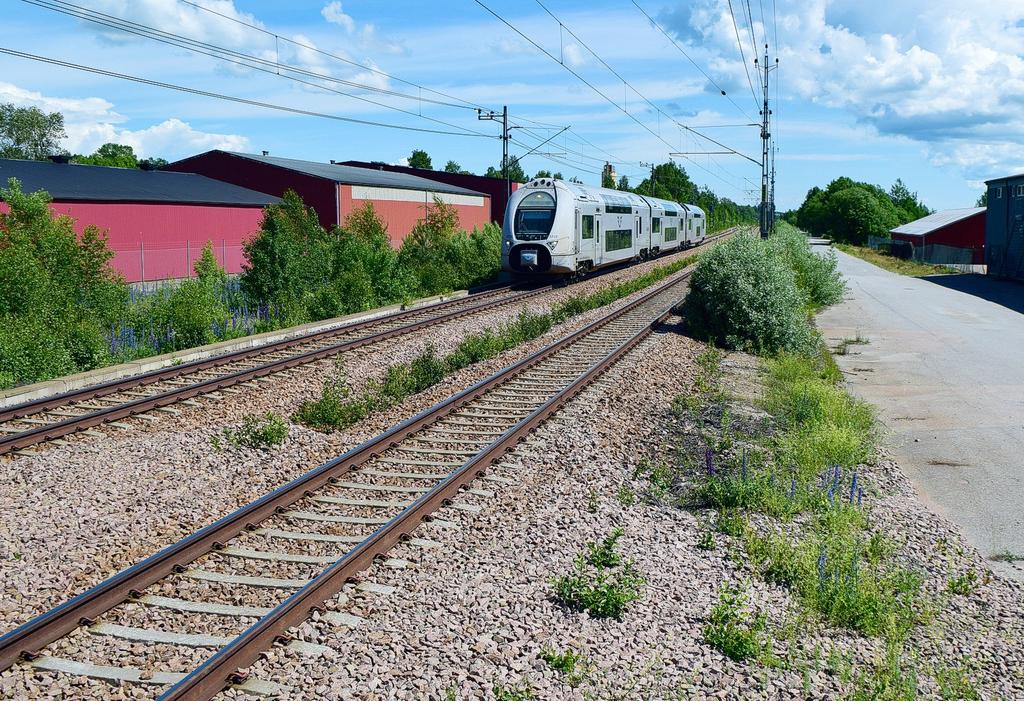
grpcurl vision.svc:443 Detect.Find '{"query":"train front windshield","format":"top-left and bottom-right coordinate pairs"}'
top-left (514, 191), bottom-right (555, 235)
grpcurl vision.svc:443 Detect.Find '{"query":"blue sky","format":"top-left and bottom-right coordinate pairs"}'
top-left (2, 0), bottom-right (1023, 211)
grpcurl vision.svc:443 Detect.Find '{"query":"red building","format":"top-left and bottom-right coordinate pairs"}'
top-left (165, 151), bottom-right (492, 246)
top-left (0, 157), bottom-right (278, 282)
top-left (890, 207), bottom-right (986, 265)
top-left (339, 160), bottom-right (518, 226)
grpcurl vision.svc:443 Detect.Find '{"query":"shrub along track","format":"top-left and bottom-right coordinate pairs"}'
top-left (0, 258), bottom-right (701, 699)
top-left (0, 231), bottom-right (737, 458)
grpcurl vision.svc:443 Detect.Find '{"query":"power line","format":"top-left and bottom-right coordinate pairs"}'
top-left (23, 0), bottom-right (492, 139)
top-left (726, 0), bottom-right (761, 110)
top-left (629, 0), bottom-right (756, 123)
top-left (177, 0), bottom-right (488, 112)
top-left (473, 0), bottom-right (755, 196)
top-left (0, 47), bottom-right (496, 138)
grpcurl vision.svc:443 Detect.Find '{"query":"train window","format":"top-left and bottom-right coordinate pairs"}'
top-left (663, 207), bottom-right (677, 217)
top-left (515, 208), bottom-right (555, 234)
top-left (993, 188), bottom-right (1001, 199)
top-left (605, 228), bottom-right (632, 252)
top-left (601, 194), bottom-right (633, 214)
top-left (652, 217), bottom-right (661, 233)
top-left (664, 226), bottom-right (677, 242)
top-left (520, 191), bottom-right (555, 208)
top-left (581, 215), bottom-right (594, 240)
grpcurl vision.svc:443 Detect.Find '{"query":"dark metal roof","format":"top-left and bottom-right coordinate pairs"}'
top-left (219, 151), bottom-right (485, 196)
top-left (0, 158), bottom-right (280, 206)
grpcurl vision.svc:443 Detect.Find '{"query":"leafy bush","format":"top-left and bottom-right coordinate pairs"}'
top-left (768, 223), bottom-right (845, 308)
top-left (0, 179), bottom-right (126, 388)
top-left (222, 412), bottom-right (289, 449)
top-left (552, 529), bottom-right (645, 619)
top-left (681, 233), bottom-right (816, 355)
top-left (702, 580), bottom-right (766, 661)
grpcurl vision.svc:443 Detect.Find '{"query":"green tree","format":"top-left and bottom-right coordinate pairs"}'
top-left (240, 190), bottom-right (334, 321)
top-left (74, 143), bottom-right (139, 169)
top-left (888, 178), bottom-right (929, 223)
top-left (443, 160), bottom-right (466, 174)
top-left (602, 170), bottom-right (616, 189)
top-left (617, 175), bottom-right (630, 191)
top-left (0, 178), bottom-right (126, 387)
top-left (0, 103), bottom-right (67, 160)
top-left (408, 149), bottom-right (432, 170)
top-left (485, 157), bottom-right (526, 183)
top-left (976, 191), bottom-right (987, 207)
top-left (829, 187), bottom-right (899, 245)
top-left (533, 169), bottom-right (552, 179)
top-left (139, 157), bottom-right (169, 170)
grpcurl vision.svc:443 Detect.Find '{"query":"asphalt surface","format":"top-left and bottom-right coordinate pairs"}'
top-left (815, 247), bottom-right (1024, 581)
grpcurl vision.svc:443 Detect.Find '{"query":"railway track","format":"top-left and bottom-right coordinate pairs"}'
top-left (0, 258), bottom-right (700, 700)
top-left (0, 230), bottom-right (736, 458)
top-left (0, 283), bottom-right (547, 456)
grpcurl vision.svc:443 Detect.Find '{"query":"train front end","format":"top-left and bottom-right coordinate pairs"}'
top-left (502, 179), bottom-right (576, 275)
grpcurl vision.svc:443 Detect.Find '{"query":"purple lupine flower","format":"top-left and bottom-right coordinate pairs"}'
top-left (705, 448), bottom-right (715, 476)
top-left (741, 448), bottom-right (748, 481)
top-left (849, 469), bottom-right (859, 504)
top-left (857, 487), bottom-right (864, 506)
top-left (817, 548), bottom-right (827, 588)
top-left (789, 476), bottom-right (797, 500)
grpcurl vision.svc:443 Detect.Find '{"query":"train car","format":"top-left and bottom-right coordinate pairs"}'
top-left (502, 177), bottom-right (703, 275)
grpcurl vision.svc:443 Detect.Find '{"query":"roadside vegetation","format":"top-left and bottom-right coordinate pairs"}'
top-left (0, 179), bottom-right (499, 390)
top-left (661, 226), bottom-right (984, 697)
top-left (835, 243), bottom-right (957, 277)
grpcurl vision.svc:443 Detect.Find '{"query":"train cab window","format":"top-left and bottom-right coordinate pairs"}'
top-left (515, 191), bottom-right (556, 235)
top-left (581, 215), bottom-right (594, 240)
top-left (652, 217), bottom-right (661, 234)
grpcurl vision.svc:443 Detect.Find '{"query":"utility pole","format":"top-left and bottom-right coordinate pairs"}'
top-left (477, 105), bottom-right (510, 200)
top-left (755, 46), bottom-right (777, 238)
top-left (640, 161), bottom-right (656, 196)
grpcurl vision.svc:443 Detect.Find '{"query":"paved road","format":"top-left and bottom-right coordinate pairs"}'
top-left (816, 247), bottom-right (1024, 580)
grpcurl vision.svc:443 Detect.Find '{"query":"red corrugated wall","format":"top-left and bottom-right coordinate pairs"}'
top-left (0, 201), bottom-right (264, 282)
top-left (892, 212), bottom-right (986, 264)
top-left (338, 185), bottom-right (492, 248)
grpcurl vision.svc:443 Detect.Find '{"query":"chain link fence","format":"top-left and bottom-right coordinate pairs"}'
top-left (112, 240), bottom-right (246, 285)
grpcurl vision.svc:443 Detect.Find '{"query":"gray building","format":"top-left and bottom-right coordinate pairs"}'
top-left (985, 173), bottom-right (1024, 281)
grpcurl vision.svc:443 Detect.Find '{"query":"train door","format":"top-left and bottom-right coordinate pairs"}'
top-left (577, 209), bottom-right (596, 269)
top-left (635, 214), bottom-right (643, 258)
top-left (594, 216), bottom-right (603, 266)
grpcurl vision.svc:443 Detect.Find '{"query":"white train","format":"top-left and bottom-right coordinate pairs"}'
top-left (502, 178), bottom-right (706, 275)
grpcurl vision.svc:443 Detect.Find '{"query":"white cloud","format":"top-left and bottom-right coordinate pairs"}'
top-left (72, 118), bottom-right (250, 159)
top-left (321, 1), bottom-right (355, 33)
top-left (670, 0), bottom-right (1024, 179)
top-left (563, 43), bottom-right (586, 68)
top-left (0, 81), bottom-right (249, 159)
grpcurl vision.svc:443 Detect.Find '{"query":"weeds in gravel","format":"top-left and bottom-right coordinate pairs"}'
top-left (846, 640), bottom-right (919, 701)
top-left (946, 569), bottom-right (979, 596)
top-left (295, 253), bottom-right (710, 432)
top-left (715, 508), bottom-right (747, 538)
top-left (539, 647), bottom-right (589, 687)
top-left (702, 580), bottom-right (767, 661)
top-left (696, 526), bottom-right (716, 551)
top-left (633, 458), bottom-right (674, 501)
top-left (616, 484), bottom-right (636, 507)
top-left (990, 550), bottom-right (1024, 563)
top-left (586, 489), bottom-right (599, 513)
top-left (552, 528), bottom-right (645, 619)
top-left (220, 412), bottom-right (288, 449)
top-left (492, 682), bottom-right (535, 700)
top-left (935, 662), bottom-right (981, 701)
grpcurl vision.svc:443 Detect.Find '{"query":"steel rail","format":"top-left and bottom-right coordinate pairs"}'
top-left (0, 285), bottom-right (553, 455)
top-left (0, 282), bottom-right (526, 424)
top-left (0, 262), bottom-right (695, 687)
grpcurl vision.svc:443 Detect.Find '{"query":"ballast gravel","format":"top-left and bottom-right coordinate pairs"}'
top-left (0, 276), bottom-right (1021, 698)
top-left (0, 243), bottom-right (717, 630)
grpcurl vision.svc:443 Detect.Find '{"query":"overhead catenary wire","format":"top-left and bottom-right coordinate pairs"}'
top-left (629, 0), bottom-right (756, 124)
top-left (23, 0), bottom-right (494, 139)
top-left (0, 47), bottom-right (496, 138)
top-left (177, 0), bottom-right (489, 113)
top-left (727, 0), bottom-right (761, 110)
top-left (473, 0), bottom-right (755, 196)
